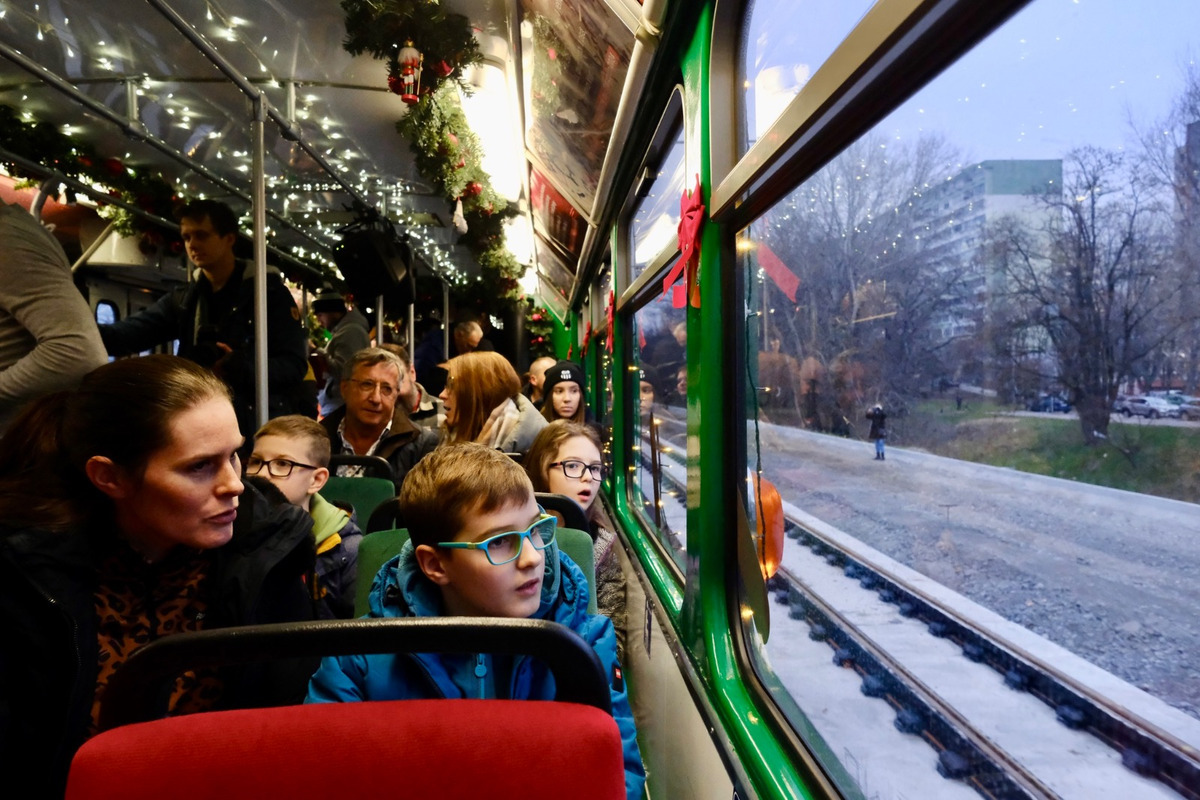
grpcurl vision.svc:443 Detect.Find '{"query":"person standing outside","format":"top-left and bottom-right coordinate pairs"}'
top-left (312, 290), bottom-right (370, 417)
top-left (99, 199), bottom-right (309, 435)
top-left (0, 203), bottom-right (107, 434)
top-left (866, 403), bottom-right (887, 461)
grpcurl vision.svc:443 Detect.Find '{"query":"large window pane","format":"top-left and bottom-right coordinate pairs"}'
top-left (630, 127), bottom-right (686, 278)
top-left (740, 0), bottom-right (875, 151)
top-left (629, 295), bottom-right (687, 567)
top-left (740, 0), bottom-right (1200, 794)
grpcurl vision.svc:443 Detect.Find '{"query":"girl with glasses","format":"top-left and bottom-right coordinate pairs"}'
top-left (524, 421), bottom-right (626, 649)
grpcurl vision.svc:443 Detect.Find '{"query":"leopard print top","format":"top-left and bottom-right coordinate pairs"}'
top-left (88, 543), bottom-right (225, 735)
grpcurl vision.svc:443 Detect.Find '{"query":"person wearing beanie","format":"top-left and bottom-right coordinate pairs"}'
top-left (313, 290), bottom-right (370, 417)
top-left (541, 360), bottom-right (588, 424)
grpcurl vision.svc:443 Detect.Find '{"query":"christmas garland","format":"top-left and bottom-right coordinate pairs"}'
top-left (341, 0), bottom-right (482, 100)
top-left (530, 16), bottom-right (563, 121)
top-left (0, 104), bottom-right (180, 241)
top-left (345, 2), bottom-right (525, 308)
top-left (525, 299), bottom-right (556, 358)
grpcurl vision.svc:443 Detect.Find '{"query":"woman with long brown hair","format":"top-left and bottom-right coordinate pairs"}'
top-left (0, 355), bottom-right (318, 799)
top-left (438, 351), bottom-right (546, 455)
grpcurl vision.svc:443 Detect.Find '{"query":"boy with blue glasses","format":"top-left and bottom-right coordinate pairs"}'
top-left (306, 443), bottom-right (644, 800)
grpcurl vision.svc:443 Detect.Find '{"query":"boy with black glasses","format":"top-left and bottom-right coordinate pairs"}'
top-left (248, 415), bottom-right (361, 619)
top-left (305, 443), bottom-right (644, 800)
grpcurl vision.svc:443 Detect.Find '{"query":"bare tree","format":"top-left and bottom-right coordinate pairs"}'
top-left (989, 147), bottom-right (1191, 443)
top-left (752, 132), bottom-right (969, 427)
top-left (1133, 61), bottom-right (1200, 393)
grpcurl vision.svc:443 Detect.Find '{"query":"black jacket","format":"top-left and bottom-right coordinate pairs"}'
top-left (320, 405), bottom-right (439, 492)
top-left (0, 480), bottom-right (318, 799)
top-left (99, 260), bottom-right (309, 435)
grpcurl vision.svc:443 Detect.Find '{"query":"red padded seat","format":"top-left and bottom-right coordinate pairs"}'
top-left (66, 699), bottom-right (624, 800)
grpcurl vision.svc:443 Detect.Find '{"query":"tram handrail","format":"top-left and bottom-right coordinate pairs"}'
top-left (98, 618), bottom-right (613, 730)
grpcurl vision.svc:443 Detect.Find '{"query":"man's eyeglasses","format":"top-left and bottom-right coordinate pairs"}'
top-left (548, 460), bottom-right (605, 481)
top-left (245, 457), bottom-right (320, 478)
top-left (437, 510), bottom-right (557, 566)
top-left (347, 378), bottom-right (398, 398)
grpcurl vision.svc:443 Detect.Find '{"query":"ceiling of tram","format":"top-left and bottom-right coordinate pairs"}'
top-left (0, 0), bottom-right (640, 306)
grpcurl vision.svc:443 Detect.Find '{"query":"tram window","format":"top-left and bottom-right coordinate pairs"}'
top-left (594, 263), bottom-right (616, 433)
top-left (736, 0), bottom-right (1200, 793)
top-left (630, 127), bottom-right (686, 278)
top-left (739, 0), bottom-right (874, 152)
top-left (629, 298), bottom-right (687, 567)
top-left (94, 301), bottom-right (118, 326)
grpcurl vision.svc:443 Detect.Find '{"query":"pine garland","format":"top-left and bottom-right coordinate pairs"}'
top-left (342, 0), bottom-right (528, 312)
top-left (0, 104), bottom-right (179, 239)
top-left (341, 0), bottom-right (482, 98)
top-left (530, 16), bottom-right (563, 120)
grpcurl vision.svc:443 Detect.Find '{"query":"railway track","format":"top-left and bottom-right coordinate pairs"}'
top-left (775, 515), bottom-right (1200, 800)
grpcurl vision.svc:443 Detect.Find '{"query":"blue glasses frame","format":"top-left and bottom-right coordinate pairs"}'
top-left (436, 508), bottom-right (558, 566)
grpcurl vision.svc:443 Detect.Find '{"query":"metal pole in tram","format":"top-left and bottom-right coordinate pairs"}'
top-left (251, 95), bottom-right (269, 430)
top-left (408, 301), bottom-right (415, 353)
top-left (442, 280), bottom-right (450, 360)
top-left (376, 295), bottom-right (385, 346)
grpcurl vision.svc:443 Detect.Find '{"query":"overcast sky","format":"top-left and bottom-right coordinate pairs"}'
top-left (878, 0), bottom-right (1200, 164)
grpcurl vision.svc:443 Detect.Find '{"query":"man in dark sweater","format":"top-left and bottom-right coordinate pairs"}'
top-left (99, 200), bottom-right (309, 435)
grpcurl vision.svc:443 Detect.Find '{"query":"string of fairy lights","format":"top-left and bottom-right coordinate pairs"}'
top-left (1, 0), bottom-right (489, 291)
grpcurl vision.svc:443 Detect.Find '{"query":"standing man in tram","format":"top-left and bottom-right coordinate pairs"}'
top-left (311, 290), bottom-right (370, 417)
top-left (99, 199), bottom-right (309, 435)
top-left (0, 202), bottom-right (108, 434)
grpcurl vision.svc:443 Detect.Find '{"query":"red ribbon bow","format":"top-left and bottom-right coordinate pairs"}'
top-left (662, 174), bottom-right (705, 308)
top-left (605, 291), bottom-right (615, 354)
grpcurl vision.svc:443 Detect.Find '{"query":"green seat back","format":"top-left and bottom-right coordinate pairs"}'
top-left (352, 527), bottom-right (598, 617)
top-left (321, 476), bottom-right (395, 526)
top-left (355, 528), bottom-right (411, 617)
top-left (556, 528), bottom-right (597, 614)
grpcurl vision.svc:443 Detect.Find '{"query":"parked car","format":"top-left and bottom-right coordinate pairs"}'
top-left (1120, 395), bottom-right (1178, 419)
top-left (1028, 393), bottom-right (1071, 413)
top-left (1164, 394), bottom-right (1200, 420)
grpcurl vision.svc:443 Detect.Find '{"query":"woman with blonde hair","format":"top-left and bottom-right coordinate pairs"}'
top-left (439, 351), bottom-right (546, 455)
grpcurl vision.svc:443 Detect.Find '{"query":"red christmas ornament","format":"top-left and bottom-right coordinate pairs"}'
top-left (102, 157), bottom-right (125, 177)
top-left (387, 74), bottom-right (403, 94)
top-left (464, 181), bottom-right (482, 197)
top-left (605, 290), bottom-right (615, 354)
top-left (436, 60), bottom-right (453, 77)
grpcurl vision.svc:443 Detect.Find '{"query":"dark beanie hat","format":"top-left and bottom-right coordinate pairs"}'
top-left (542, 360), bottom-right (585, 397)
top-left (312, 291), bottom-right (347, 315)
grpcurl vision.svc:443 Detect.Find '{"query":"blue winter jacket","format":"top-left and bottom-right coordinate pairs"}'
top-left (306, 540), bottom-right (645, 800)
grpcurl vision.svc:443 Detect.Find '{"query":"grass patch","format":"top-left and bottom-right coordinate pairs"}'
top-left (902, 407), bottom-right (1200, 503)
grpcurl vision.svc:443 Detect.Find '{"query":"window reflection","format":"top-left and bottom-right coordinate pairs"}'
top-left (631, 127), bottom-right (687, 276)
top-left (739, 0), bottom-right (1200, 793)
top-left (630, 298), bottom-right (687, 566)
top-left (740, 0), bottom-right (875, 151)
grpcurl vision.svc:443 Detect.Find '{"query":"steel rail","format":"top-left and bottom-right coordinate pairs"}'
top-left (785, 515), bottom-right (1200, 800)
top-left (779, 564), bottom-right (1052, 799)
